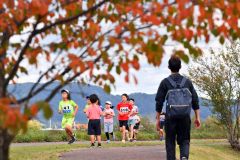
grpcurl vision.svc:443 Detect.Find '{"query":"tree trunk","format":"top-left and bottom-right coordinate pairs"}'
top-left (229, 139), bottom-right (240, 151)
top-left (228, 128), bottom-right (240, 151)
top-left (0, 129), bottom-right (14, 160)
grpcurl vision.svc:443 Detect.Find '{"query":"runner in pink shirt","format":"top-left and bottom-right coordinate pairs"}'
top-left (86, 94), bottom-right (103, 148)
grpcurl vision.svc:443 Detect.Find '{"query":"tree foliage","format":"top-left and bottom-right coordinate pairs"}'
top-left (188, 42), bottom-right (240, 150)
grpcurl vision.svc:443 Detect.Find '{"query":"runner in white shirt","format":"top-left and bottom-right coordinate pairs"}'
top-left (128, 98), bottom-right (139, 142)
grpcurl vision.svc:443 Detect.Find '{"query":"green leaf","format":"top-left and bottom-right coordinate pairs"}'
top-left (108, 4), bottom-right (112, 11)
top-left (147, 41), bottom-right (158, 52)
top-left (175, 50), bottom-right (189, 63)
top-left (116, 65), bottom-right (121, 75)
top-left (211, 29), bottom-right (219, 36)
top-left (107, 63), bottom-right (114, 72)
top-left (219, 36), bottom-right (225, 44)
top-left (187, 17), bottom-right (193, 27)
top-left (20, 66), bottom-right (28, 75)
top-left (101, 51), bottom-right (108, 62)
top-left (161, 35), bottom-right (168, 44)
top-left (24, 107), bottom-right (31, 117)
top-left (36, 101), bottom-right (53, 119)
top-left (104, 84), bottom-right (111, 93)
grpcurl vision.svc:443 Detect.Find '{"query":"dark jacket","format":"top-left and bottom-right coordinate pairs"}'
top-left (155, 73), bottom-right (199, 113)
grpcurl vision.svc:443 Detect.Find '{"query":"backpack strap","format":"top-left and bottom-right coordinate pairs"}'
top-left (167, 77), bottom-right (177, 88)
top-left (180, 77), bottom-right (187, 88)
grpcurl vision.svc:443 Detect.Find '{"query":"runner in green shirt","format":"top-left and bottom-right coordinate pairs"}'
top-left (58, 89), bottom-right (79, 144)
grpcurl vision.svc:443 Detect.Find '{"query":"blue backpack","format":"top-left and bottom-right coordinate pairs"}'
top-left (166, 76), bottom-right (192, 118)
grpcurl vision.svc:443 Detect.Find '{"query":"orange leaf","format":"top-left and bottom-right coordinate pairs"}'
top-left (184, 29), bottom-right (193, 41)
top-left (121, 62), bottom-right (129, 72)
top-left (30, 104), bottom-right (39, 117)
top-left (131, 59), bottom-right (140, 70)
top-left (124, 74), bottom-right (129, 83)
top-left (87, 48), bottom-right (96, 56)
top-left (115, 25), bottom-right (122, 34)
top-left (148, 15), bottom-right (161, 25)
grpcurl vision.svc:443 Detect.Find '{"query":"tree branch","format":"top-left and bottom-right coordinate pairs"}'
top-left (3, 18), bottom-right (41, 93)
top-left (16, 0), bottom-right (154, 104)
top-left (16, 27), bottom-right (114, 104)
top-left (44, 26), bottom-right (131, 102)
top-left (3, 0), bottom-right (108, 95)
top-left (45, 48), bottom-right (106, 102)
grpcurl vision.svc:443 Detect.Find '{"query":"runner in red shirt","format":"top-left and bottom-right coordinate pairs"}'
top-left (117, 93), bottom-right (133, 143)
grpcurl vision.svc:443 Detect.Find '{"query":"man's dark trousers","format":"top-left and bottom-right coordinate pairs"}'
top-left (165, 116), bottom-right (191, 160)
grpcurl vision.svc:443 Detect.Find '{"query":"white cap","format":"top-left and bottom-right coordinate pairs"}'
top-left (105, 101), bottom-right (112, 106)
top-left (61, 89), bottom-right (70, 94)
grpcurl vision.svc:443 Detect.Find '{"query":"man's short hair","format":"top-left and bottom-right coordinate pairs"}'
top-left (89, 94), bottom-right (98, 104)
top-left (168, 55), bottom-right (181, 72)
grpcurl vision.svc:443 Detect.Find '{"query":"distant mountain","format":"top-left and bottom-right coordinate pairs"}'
top-left (8, 82), bottom-right (212, 128)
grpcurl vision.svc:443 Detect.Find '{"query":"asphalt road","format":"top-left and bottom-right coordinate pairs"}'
top-left (60, 145), bottom-right (166, 160)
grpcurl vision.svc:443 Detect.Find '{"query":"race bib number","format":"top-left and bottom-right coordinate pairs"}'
top-left (62, 106), bottom-right (71, 114)
top-left (120, 107), bottom-right (129, 113)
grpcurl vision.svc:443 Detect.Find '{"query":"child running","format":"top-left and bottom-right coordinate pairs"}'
top-left (86, 94), bottom-right (103, 148)
top-left (116, 93), bottom-right (133, 143)
top-left (103, 101), bottom-right (115, 143)
top-left (133, 115), bottom-right (141, 141)
top-left (58, 89), bottom-right (79, 144)
top-left (128, 98), bottom-right (139, 142)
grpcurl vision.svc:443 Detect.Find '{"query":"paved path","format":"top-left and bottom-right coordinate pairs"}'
top-left (60, 145), bottom-right (166, 160)
top-left (11, 141), bottom-right (88, 147)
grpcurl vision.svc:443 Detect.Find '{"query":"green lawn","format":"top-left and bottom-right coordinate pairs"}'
top-left (177, 139), bottom-right (240, 160)
top-left (10, 140), bottom-right (239, 160)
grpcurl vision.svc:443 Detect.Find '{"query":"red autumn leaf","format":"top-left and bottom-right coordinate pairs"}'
top-left (68, 53), bottom-right (86, 73)
top-left (30, 104), bottom-right (39, 117)
top-left (6, 0), bottom-right (14, 8)
top-left (115, 25), bottom-right (122, 34)
top-left (148, 15), bottom-right (161, 25)
top-left (87, 61), bottom-right (94, 69)
top-left (131, 58), bottom-right (140, 70)
top-left (184, 29), bottom-right (194, 41)
top-left (30, 0), bottom-right (49, 16)
top-left (124, 74), bottom-right (129, 83)
top-left (87, 48), bottom-right (96, 56)
top-left (6, 110), bottom-right (17, 126)
top-left (121, 62), bottom-right (129, 72)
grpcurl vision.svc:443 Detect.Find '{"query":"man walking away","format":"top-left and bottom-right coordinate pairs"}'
top-left (155, 55), bottom-right (201, 160)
